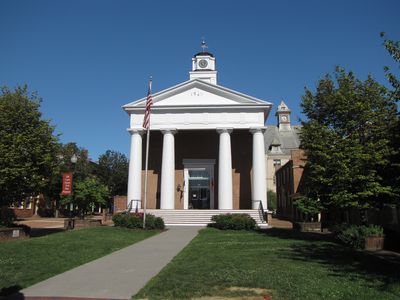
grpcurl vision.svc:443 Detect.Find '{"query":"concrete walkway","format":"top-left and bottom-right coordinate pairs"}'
top-left (20, 227), bottom-right (200, 300)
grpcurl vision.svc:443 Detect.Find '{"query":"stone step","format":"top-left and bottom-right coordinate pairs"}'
top-left (140, 209), bottom-right (268, 227)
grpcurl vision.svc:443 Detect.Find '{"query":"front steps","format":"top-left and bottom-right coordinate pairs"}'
top-left (142, 209), bottom-right (269, 228)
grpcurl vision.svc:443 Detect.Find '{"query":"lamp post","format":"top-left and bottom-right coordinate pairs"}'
top-left (70, 154), bottom-right (78, 218)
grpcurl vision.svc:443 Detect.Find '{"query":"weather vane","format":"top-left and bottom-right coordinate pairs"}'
top-left (201, 37), bottom-right (208, 52)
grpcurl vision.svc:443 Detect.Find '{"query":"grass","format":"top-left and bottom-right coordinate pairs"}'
top-left (0, 226), bottom-right (159, 296)
top-left (135, 228), bottom-right (400, 300)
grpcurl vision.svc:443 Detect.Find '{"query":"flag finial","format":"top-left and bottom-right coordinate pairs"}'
top-left (201, 37), bottom-right (208, 52)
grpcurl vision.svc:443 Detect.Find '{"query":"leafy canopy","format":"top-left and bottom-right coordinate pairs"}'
top-left (381, 32), bottom-right (400, 100)
top-left (94, 150), bottom-right (128, 197)
top-left (61, 177), bottom-right (109, 218)
top-left (299, 68), bottom-right (398, 211)
top-left (0, 86), bottom-right (59, 206)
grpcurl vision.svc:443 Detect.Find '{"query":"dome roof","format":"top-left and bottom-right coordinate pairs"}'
top-left (193, 51), bottom-right (214, 58)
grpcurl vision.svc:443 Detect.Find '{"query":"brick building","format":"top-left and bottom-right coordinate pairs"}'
top-left (275, 149), bottom-right (306, 220)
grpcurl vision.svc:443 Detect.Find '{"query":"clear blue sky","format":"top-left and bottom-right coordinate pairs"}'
top-left (1, 0), bottom-right (399, 160)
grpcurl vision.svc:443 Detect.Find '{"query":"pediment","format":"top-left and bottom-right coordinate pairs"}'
top-left (123, 79), bottom-right (271, 111)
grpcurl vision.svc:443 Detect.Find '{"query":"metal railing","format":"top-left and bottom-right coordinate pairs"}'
top-left (124, 199), bottom-right (141, 214)
top-left (253, 200), bottom-right (267, 223)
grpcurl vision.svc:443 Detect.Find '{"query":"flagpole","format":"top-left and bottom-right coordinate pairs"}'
top-left (143, 125), bottom-right (150, 228)
top-left (143, 77), bottom-right (152, 229)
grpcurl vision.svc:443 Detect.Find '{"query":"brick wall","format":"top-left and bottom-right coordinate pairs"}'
top-left (113, 195), bottom-right (128, 213)
top-left (291, 149), bottom-right (306, 194)
top-left (12, 208), bottom-right (34, 218)
top-left (275, 149), bottom-right (306, 220)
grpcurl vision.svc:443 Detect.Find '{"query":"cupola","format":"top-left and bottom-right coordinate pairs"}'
top-left (189, 40), bottom-right (217, 84)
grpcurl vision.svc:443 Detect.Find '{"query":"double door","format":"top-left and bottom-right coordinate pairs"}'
top-left (183, 162), bottom-right (214, 209)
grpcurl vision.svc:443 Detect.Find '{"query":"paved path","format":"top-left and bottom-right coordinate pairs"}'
top-left (20, 227), bottom-right (200, 300)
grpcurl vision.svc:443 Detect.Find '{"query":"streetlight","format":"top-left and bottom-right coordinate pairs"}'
top-left (70, 154), bottom-right (78, 218)
top-left (71, 154), bottom-right (78, 164)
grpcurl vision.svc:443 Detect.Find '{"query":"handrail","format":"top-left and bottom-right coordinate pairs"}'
top-left (253, 200), bottom-right (267, 223)
top-left (124, 199), bottom-right (141, 214)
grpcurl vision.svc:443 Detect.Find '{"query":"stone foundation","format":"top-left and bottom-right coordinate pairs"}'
top-left (293, 221), bottom-right (322, 232)
top-left (0, 227), bottom-right (29, 241)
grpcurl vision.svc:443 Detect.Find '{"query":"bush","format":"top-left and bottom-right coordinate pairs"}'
top-left (0, 207), bottom-right (16, 227)
top-left (335, 224), bottom-right (384, 249)
top-left (267, 190), bottom-right (277, 211)
top-left (112, 213), bottom-right (164, 230)
top-left (208, 213), bottom-right (256, 230)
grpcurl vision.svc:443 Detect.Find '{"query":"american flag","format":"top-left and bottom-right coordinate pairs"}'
top-left (142, 80), bottom-right (153, 130)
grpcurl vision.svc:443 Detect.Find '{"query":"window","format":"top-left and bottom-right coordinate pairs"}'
top-left (273, 159), bottom-right (281, 167)
top-left (26, 197), bottom-right (32, 209)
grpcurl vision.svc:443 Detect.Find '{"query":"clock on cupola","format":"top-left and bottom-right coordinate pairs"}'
top-left (276, 101), bottom-right (291, 131)
top-left (189, 39), bottom-right (218, 84)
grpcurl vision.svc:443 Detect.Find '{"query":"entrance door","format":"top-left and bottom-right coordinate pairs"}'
top-left (188, 169), bottom-right (211, 209)
top-left (183, 160), bottom-right (215, 209)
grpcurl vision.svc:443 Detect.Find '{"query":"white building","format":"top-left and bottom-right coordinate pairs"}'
top-left (122, 47), bottom-right (273, 225)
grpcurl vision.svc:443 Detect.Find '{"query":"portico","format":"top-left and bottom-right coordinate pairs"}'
top-left (123, 48), bottom-right (272, 215)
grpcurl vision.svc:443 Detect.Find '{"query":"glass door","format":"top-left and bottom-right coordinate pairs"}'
top-left (188, 169), bottom-right (210, 209)
top-left (183, 163), bottom-right (214, 209)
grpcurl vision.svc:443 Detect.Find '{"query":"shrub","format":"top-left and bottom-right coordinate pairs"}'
top-left (335, 224), bottom-right (384, 249)
top-left (0, 207), bottom-right (16, 227)
top-left (267, 190), bottom-right (277, 211)
top-left (112, 213), bottom-right (164, 230)
top-left (208, 213), bottom-right (256, 230)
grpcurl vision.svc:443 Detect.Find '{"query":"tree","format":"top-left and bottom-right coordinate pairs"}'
top-left (61, 177), bottom-right (109, 218)
top-left (381, 32), bottom-right (400, 100)
top-left (0, 86), bottom-right (59, 206)
top-left (299, 68), bottom-right (398, 219)
top-left (381, 33), bottom-right (400, 203)
top-left (45, 142), bottom-right (94, 215)
top-left (94, 150), bottom-right (128, 197)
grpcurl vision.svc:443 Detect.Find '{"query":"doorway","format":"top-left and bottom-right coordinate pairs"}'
top-left (183, 159), bottom-right (215, 209)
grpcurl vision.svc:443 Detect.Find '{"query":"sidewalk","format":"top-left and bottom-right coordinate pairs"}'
top-left (18, 227), bottom-right (200, 300)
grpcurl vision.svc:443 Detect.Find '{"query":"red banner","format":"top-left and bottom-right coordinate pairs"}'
top-left (61, 172), bottom-right (73, 195)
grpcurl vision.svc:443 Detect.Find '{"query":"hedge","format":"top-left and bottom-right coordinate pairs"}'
top-left (112, 213), bottom-right (165, 230)
top-left (208, 213), bottom-right (256, 230)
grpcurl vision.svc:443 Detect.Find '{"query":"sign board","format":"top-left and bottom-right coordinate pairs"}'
top-left (61, 172), bottom-right (73, 195)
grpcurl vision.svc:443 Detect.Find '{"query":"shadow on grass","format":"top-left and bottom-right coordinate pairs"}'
top-left (261, 228), bottom-right (400, 296)
top-left (29, 228), bottom-right (65, 237)
top-left (257, 227), bottom-right (334, 242)
top-left (0, 285), bottom-right (22, 298)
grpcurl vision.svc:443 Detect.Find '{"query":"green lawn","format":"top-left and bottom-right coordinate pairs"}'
top-left (135, 228), bottom-right (400, 300)
top-left (0, 226), bottom-right (159, 296)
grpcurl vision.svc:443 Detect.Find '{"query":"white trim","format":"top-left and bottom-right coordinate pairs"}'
top-left (123, 79), bottom-right (272, 109)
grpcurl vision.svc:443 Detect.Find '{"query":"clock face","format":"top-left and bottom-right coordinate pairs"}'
top-left (281, 115), bottom-right (288, 122)
top-left (198, 59), bottom-right (208, 68)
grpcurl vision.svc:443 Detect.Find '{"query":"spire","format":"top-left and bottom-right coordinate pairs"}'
top-left (277, 101), bottom-right (291, 113)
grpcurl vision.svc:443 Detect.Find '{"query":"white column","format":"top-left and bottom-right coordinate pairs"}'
top-left (127, 129), bottom-right (144, 209)
top-left (217, 128), bottom-right (233, 209)
top-left (250, 128), bottom-right (267, 210)
top-left (160, 129), bottom-right (177, 209)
